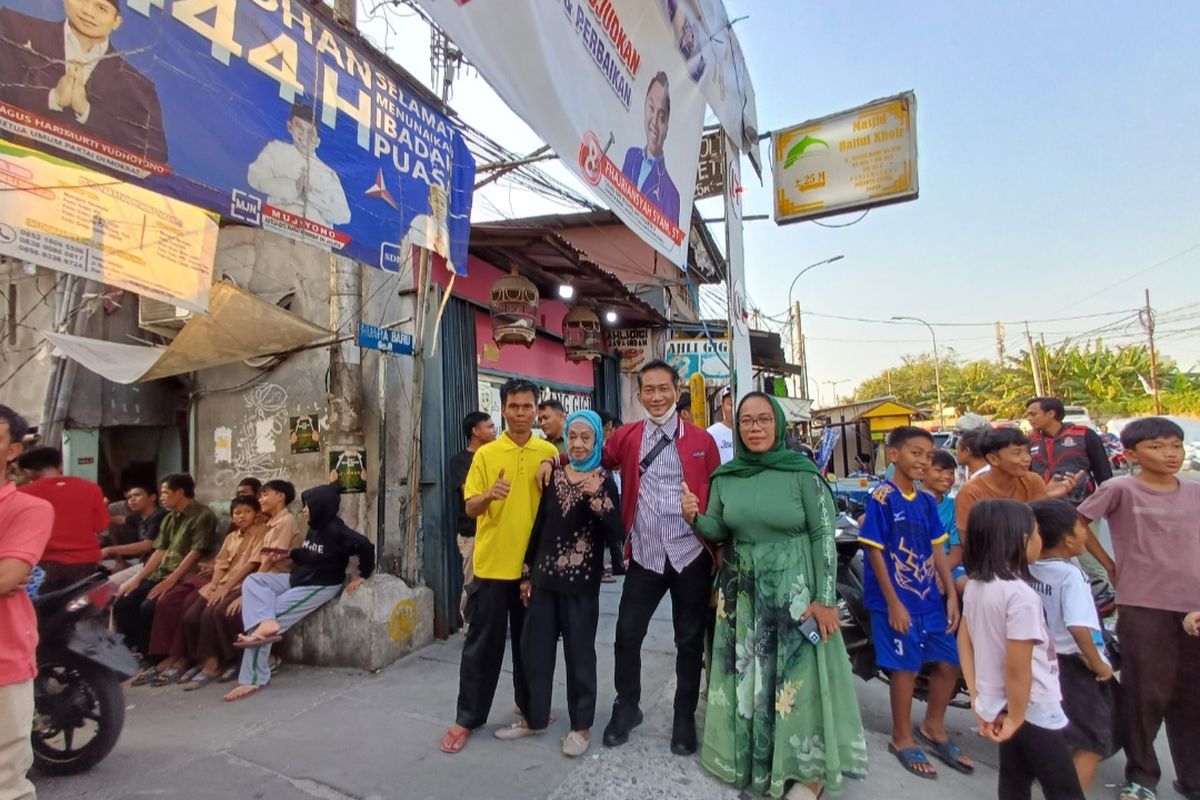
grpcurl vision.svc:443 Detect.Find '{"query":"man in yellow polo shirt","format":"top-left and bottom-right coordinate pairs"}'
top-left (440, 378), bottom-right (559, 754)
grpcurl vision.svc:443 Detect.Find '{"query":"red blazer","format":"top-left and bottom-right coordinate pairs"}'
top-left (602, 418), bottom-right (721, 558)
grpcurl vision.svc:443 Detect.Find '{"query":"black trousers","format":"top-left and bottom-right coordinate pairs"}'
top-left (521, 588), bottom-right (599, 731)
top-left (613, 551), bottom-right (713, 717)
top-left (1117, 605), bottom-right (1200, 790)
top-left (998, 721), bottom-right (1085, 800)
top-left (112, 578), bottom-right (160, 655)
top-left (455, 578), bottom-right (528, 729)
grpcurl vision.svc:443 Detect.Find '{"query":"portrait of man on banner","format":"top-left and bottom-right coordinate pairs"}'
top-left (247, 101), bottom-right (352, 229)
top-left (621, 71), bottom-right (680, 227)
top-left (0, 0), bottom-right (168, 163)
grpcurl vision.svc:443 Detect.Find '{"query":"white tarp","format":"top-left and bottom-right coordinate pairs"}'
top-left (41, 282), bottom-right (329, 384)
top-left (419, 0), bottom-right (707, 267)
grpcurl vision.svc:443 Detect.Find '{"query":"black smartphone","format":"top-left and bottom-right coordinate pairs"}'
top-left (798, 615), bottom-right (822, 646)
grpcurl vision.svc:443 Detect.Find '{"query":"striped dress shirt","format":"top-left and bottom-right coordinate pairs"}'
top-left (630, 416), bottom-right (704, 573)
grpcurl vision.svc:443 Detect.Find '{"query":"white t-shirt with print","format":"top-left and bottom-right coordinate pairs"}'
top-left (1029, 558), bottom-right (1108, 663)
top-left (707, 422), bottom-right (735, 464)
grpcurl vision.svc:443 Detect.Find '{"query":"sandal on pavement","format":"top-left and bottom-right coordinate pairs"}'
top-left (234, 633), bottom-right (283, 649)
top-left (131, 667), bottom-right (158, 687)
top-left (561, 731), bottom-right (590, 757)
top-left (440, 726), bottom-right (470, 754)
top-left (182, 673), bottom-right (216, 692)
top-left (217, 666), bottom-right (238, 683)
top-left (223, 684), bottom-right (267, 702)
top-left (1120, 783), bottom-right (1157, 800)
top-left (888, 743), bottom-right (937, 780)
top-left (916, 727), bottom-right (974, 774)
top-left (152, 667), bottom-right (183, 686)
top-left (495, 721), bottom-right (545, 740)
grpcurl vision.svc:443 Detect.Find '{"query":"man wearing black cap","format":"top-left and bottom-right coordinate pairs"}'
top-left (247, 101), bottom-right (352, 229)
top-left (0, 0), bottom-right (168, 163)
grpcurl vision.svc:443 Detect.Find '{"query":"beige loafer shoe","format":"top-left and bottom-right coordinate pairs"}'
top-left (561, 731), bottom-right (590, 757)
top-left (494, 721), bottom-right (544, 740)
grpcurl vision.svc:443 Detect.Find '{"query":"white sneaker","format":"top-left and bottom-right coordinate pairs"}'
top-left (561, 731), bottom-right (590, 757)
top-left (494, 721), bottom-right (544, 740)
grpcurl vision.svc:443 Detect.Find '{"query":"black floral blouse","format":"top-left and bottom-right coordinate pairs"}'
top-left (524, 464), bottom-right (624, 594)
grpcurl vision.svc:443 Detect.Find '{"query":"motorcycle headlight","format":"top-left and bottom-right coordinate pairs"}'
top-left (65, 596), bottom-right (90, 613)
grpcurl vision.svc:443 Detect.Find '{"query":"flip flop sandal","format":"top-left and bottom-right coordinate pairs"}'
top-left (888, 743), bottom-right (937, 780)
top-left (234, 634), bottom-right (284, 649)
top-left (268, 656), bottom-right (282, 674)
top-left (182, 673), bottom-right (215, 692)
top-left (152, 668), bottom-right (183, 686)
top-left (915, 728), bottom-right (974, 774)
top-left (1120, 783), bottom-right (1157, 800)
top-left (131, 667), bottom-right (159, 687)
top-left (440, 727), bottom-right (470, 754)
top-left (217, 666), bottom-right (239, 683)
top-left (223, 684), bottom-right (267, 702)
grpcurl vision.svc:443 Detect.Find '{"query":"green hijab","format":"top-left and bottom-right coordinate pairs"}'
top-left (711, 392), bottom-right (822, 480)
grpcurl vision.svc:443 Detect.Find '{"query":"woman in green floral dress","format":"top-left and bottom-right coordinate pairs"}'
top-left (681, 392), bottom-right (868, 799)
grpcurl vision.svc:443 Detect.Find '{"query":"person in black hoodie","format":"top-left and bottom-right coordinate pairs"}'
top-left (223, 484), bottom-right (374, 702)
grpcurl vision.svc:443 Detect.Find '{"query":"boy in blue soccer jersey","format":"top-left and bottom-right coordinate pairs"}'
top-left (860, 426), bottom-right (973, 779)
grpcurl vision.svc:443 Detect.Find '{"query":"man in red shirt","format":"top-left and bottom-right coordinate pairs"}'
top-left (0, 405), bottom-right (53, 799)
top-left (17, 446), bottom-right (108, 593)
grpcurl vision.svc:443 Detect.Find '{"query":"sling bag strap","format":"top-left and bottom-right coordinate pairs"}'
top-left (638, 429), bottom-right (674, 476)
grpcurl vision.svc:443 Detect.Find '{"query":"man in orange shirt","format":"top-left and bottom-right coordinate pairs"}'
top-left (17, 446), bottom-right (108, 592)
top-left (955, 428), bottom-right (1082, 546)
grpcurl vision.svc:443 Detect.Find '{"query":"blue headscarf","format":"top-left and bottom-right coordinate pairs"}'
top-left (565, 410), bottom-right (604, 472)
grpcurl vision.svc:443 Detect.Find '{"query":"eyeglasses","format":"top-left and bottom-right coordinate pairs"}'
top-left (737, 415), bottom-right (775, 430)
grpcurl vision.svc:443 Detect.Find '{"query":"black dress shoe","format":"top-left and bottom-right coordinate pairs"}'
top-left (602, 704), bottom-right (643, 747)
top-left (670, 713), bottom-right (697, 756)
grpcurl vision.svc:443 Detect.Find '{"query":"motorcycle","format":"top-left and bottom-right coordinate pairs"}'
top-left (32, 572), bottom-right (139, 775)
top-left (833, 498), bottom-right (1118, 707)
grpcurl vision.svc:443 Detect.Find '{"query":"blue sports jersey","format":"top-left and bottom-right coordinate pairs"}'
top-left (936, 494), bottom-right (960, 553)
top-left (858, 481), bottom-right (949, 614)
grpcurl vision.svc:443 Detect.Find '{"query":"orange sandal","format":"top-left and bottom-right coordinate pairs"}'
top-left (440, 725), bottom-right (470, 754)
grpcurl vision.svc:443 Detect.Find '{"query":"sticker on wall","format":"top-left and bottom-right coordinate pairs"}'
top-left (329, 449), bottom-right (368, 494)
top-left (214, 426), bottom-right (232, 464)
top-left (289, 415), bottom-right (321, 454)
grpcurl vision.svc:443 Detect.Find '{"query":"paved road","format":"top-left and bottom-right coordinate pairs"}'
top-left (34, 577), bottom-right (1185, 800)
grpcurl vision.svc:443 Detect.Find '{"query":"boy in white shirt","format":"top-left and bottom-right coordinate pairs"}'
top-left (1029, 499), bottom-right (1117, 791)
top-left (705, 386), bottom-right (734, 465)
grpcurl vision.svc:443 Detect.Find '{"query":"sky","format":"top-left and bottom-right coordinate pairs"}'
top-left (358, 1), bottom-right (1200, 403)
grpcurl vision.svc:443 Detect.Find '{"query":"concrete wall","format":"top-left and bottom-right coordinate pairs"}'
top-left (190, 228), bottom-right (333, 507)
top-left (0, 262), bottom-right (56, 423)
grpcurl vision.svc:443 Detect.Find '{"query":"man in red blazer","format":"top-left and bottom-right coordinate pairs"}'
top-left (545, 359), bottom-right (719, 755)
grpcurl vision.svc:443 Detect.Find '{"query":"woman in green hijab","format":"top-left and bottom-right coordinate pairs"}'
top-left (681, 392), bottom-right (868, 799)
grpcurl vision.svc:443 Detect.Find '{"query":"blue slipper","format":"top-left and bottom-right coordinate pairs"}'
top-left (889, 743), bottom-right (937, 780)
top-left (916, 728), bottom-right (974, 774)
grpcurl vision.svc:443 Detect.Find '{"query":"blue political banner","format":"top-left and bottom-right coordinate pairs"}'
top-left (0, 0), bottom-right (474, 275)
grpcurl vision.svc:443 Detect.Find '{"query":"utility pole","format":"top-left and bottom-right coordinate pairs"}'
top-left (724, 134), bottom-right (753, 400)
top-left (327, 0), bottom-right (367, 534)
top-left (994, 321), bottom-right (1006, 362)
top-left (792, 301), bottom-right (805, 399)
top-left (1025, 321), bottom-right (1044, 395)
top-left (1142, 288), bottom-right (1162, 414)
top-left (1040, 333), bottom-right (1051, 396)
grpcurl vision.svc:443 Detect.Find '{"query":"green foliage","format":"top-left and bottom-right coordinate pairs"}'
top-left (853, 340), bottom-right (1200, 420)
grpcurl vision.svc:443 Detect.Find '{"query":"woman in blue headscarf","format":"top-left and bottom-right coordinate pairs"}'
top-left (495, 410), bottom-right (623, 757)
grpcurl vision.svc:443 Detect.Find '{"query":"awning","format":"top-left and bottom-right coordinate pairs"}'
top-left (42, 282), bottom-right (329, 384)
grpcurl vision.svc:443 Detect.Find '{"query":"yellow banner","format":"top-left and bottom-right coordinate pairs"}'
top-left (0, 140), bottom-right (216, 313)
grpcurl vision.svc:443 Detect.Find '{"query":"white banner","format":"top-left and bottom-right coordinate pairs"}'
top-left (0, 140), bottom-right (217, 313)
top-left (663, 0), bottom-right (760, 173)
top-left (419, 0), bottom-right (707, 267)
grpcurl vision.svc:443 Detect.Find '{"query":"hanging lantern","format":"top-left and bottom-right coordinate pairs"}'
top-left (489, 268), bottom-right (539, 347)
top-left (563, 305), bottom-right (604, 362)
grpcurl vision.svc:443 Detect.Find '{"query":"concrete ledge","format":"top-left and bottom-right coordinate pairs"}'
top-left (281, 574), bottom-right (434, 672)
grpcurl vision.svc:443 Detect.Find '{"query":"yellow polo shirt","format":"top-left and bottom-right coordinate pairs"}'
top-left (465, 432), bottom-right (560, 580)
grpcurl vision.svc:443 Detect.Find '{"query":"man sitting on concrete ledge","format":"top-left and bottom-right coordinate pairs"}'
top-left (224, 483), bottom-right (374, 702)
